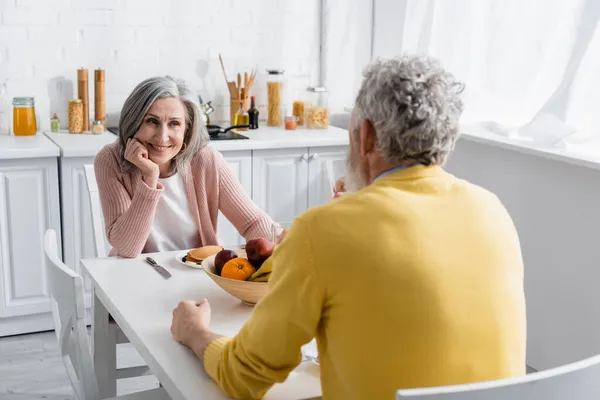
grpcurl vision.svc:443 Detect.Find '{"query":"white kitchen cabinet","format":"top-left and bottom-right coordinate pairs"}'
top-left (251, 145), bottom-right (347, 224)
top-left (217, 150), bottom-right (253, 247)
top-left (307, 146), bottom-right (347, 208)
top-left (252, 148), bottom-right (310, 224)
top-left (0, 135), bottom-right (61, 336)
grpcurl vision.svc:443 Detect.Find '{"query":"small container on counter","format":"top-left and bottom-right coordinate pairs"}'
top-left (284, 108), bottom-right (298, 130)
top-left (285, 116), bottom-right (298, 130)
top-left (305, 86), bottom-right (329, 129)
top-left (92, 119), bottom-right (104, 135)
top-left (292, 100), bottom-right (305, 126)
top-left (12, 97), bottom-right (37, 136)
top-left (266, 69), bottom-right (285, 127)
top-left (68, 98), bottom-right (84, 134)
top-left (50, 113), bottom-right (60, 132)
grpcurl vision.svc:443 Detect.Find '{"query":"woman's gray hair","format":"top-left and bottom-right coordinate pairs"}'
top-left (118, 75), bottom-right (209, 174)
top-left (354, 54), bottom-right (464, 166)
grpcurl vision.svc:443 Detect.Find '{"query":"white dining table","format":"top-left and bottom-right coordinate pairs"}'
top-left (81, 250), bottom-right (322, 400)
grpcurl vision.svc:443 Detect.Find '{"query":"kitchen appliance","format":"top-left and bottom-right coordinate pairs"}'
top-left (198, 95), bottom-right (214, 125)
top-left (106, 124), bottom-right (249, 141)
top-left (207, 124), bottom-right (249, 140)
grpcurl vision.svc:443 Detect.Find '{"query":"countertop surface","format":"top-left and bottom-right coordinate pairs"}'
top-left (42, 126), bottom-right (349, 157)
top-left (0, 133), bottom-right (60, 160)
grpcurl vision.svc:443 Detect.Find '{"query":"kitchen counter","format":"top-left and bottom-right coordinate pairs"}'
top-left (44, 130), bottom-right (118, 158)
top-left (44, 126), bottom-right (349, 157)
top-left (207, 126), bottom-right (349, 151)
top-left (0, 134), bottom-right (60, 160)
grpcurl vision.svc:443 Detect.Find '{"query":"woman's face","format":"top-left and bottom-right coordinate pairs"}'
top-left (134, 97), bottom-right (187, 167)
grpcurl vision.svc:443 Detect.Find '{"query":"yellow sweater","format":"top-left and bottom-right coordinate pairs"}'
top-left (204, 165), bottom-right (526, 399)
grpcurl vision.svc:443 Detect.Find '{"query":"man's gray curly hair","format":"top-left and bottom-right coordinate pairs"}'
top-left (354, 54), bottom-right (465, 166)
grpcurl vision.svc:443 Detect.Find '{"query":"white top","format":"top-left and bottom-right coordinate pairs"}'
top-left (81, 250), bottom-right (321, 400)
top-left (0, 134), bottom-right (60, 160)
top-left (145, 173), bottom-right (199, 253)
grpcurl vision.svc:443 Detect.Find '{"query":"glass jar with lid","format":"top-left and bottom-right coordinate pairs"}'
top-left (13, 97), bottom-right (37, 136)
top-left (266, 69), bottom-right (285, 127)
top-left (305, 87), bottom-right (329, 129)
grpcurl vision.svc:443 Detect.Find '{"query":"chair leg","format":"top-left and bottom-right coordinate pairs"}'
top-left (93, 292), bottom-right (117, 398)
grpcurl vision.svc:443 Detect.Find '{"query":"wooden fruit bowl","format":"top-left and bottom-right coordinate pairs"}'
top-left (201, 250), bottom-right (269, 306)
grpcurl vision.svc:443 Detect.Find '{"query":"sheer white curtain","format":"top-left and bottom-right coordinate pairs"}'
top-left (372, 0), bottom-right (600, 147)
top-left (322, 0), bottom-right (373, 115)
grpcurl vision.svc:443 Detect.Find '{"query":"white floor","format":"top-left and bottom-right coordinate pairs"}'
top-left (0, 330), bottom-right (159, 400)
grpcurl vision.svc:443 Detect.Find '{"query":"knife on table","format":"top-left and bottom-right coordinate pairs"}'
top-left (145, 257), bottom-right (172, 279)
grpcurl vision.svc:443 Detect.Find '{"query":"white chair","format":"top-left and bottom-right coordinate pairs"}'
top-left (84, 164), bottom-right (110, 258)
top-left (83, 164), bottom-right (151, 394)
top-left (397, 355), bottom-right (600, 400)
top-left (44, 229), bottom-right (169, 400)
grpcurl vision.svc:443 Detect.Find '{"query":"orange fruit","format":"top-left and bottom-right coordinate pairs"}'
top-left (220, 258), bottom-right (256, 281)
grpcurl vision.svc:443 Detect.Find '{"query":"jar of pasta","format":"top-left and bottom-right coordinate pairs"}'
top-left (12, 97), bottom-right (37, 136)
top-left (266, 69), bottom-right (285, 127)
top-left (68, 98), bottom-right (84, 134)
top-left (305, 87), bottom-right (329, 129)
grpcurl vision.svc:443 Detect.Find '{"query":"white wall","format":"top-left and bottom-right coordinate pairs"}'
top-left (447, 138), bottom-right (600, 371)
top-left (0, 0), bottom-right (321, 133)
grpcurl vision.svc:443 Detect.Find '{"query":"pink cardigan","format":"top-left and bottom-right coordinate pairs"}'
top-left (94, 141), bottom-right (273, 258)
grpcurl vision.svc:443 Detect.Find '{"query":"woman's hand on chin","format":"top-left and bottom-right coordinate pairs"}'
top-left (125, 138), bottom-right (160, 188)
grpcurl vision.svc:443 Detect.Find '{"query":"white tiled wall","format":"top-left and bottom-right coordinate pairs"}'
top-left (0, 0), bottom-right (321, 133)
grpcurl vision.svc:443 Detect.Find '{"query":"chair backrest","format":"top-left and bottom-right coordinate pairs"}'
top-left (45, 229), bottom-right (100, 400)
top-left (84, 164), bottom-right (109, 258)
top-left (397, 355), bottom-right (600, 400)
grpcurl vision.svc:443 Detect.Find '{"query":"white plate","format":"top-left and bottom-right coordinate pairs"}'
top-left (174, 251), bottom-right (204, 269)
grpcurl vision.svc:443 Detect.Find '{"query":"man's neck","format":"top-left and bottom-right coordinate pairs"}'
top-left (368, 160), bottom-right (418, 184)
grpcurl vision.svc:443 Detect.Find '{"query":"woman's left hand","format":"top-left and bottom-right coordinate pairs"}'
top-left (275, 229), bottom-right (288, 245)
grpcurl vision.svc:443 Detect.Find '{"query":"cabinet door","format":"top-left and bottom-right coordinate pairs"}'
top-left (252, 148), bottom-right (309, 225)
top-left (307, 146), bottom-right (348, 208)
top-left (217, 151), bottom-right (252, 247)
top-left (0, 158), bottom-right (61, 318)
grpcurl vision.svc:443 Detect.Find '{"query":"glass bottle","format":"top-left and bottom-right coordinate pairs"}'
top-left (234, 99), bottom-right (249, 130)
top-left (50, 113), bottom-right (60, 132)
top-left (248, 96), bottom-right (259, 129)
top-left (0, 81), bottom-right (8, 135)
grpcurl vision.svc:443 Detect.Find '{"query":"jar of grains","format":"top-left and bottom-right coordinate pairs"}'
top-left (68, 98), bottom-right (84, 134)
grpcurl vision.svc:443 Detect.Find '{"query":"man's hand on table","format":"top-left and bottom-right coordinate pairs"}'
top-left (333, 177), bottom-right (346, 199)
top-left (171, 299), bottom-right (222, 357)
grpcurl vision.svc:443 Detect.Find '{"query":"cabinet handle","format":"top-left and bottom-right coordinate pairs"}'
top-left (310, 153), bottom-right (319, 161)
top-left (301, 153), bottom-right (309, 161)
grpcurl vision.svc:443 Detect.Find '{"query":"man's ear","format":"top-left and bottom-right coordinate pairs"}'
top-left (359, 119), bottom-right (376, 157)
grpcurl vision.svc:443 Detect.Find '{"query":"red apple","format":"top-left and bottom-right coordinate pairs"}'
top-left (214, 249), bottom-right (238, 276)
top-left (245, 238), bottom-right (274, 268)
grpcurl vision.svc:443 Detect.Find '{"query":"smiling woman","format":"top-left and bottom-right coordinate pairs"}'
top-left (94, 76), bottom-right (275, 258)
